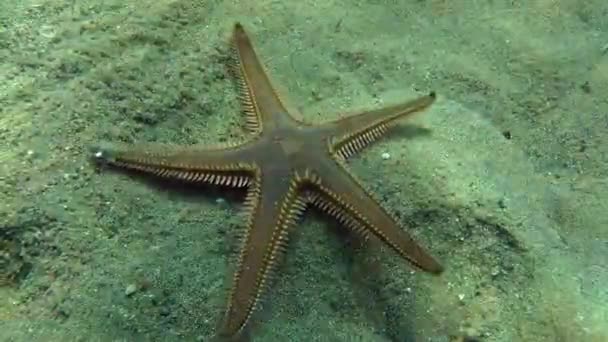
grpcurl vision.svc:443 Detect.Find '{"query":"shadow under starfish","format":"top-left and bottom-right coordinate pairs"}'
top-left (91, 22), bottom-right (443, 341)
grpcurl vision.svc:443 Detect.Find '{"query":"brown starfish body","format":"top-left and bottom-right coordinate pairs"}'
top-left (92, 23), bottom-right (442, 339)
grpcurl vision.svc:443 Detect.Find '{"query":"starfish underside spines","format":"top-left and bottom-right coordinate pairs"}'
top-left (223, 172), bottom-right (307, 337)
top-left (306, 165), bottom-right (442, 274)
top-left (306, 169), bottom-right (379, 234)
top-left (306, 191), bottom-right (371, 240)
top-left (222, 170), bottom-right (262, 337)
top-left (228, 40), bottom-right (261, 133)
top-left (92, 144), bottom-right (256, 187)
top-left (152, 168), bottom-right (252, 187)
top-left (335, 124), bottom-right (390, 160)
top-left (330, 92), bottom-right (437, 160)
top-left (229, 23), bottom-right (293, 134)
top-left (126, 162), bottom-right (252, 187)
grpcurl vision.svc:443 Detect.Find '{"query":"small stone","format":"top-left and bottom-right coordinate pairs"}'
top-left (125, 284), bottom-right (138, 296)
top-left (381, 152), bottom-right (390, 160)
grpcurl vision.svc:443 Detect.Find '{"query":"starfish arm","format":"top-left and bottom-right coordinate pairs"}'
top-left (229, 23), bottom-right (290, 132)
top-left (221, 169), bottom-right (306, 338)
top-left (306, 161), bottom-right (443, 274)
top-left (90, 142), bottom-right (256, 187)
top-left (323, 92), bottom-right (436, 159)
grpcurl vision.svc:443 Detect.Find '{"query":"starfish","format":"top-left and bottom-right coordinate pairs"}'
top-left (92, 23), bottom-right (443, 340)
